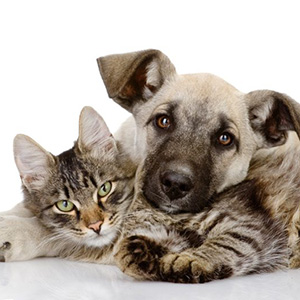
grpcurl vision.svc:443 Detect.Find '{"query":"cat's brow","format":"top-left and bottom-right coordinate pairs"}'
top-left (42, 204), bottom-right (55, 212)
top-left (89, 175), bottom-right (97, 188)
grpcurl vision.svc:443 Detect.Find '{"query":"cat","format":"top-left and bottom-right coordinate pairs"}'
top-left (0, 106), bottom-right (290, 284)
top-left (112, 159), bottom-right (290, 283)
top-left (247, 135), bottom-right (300, 269)
top-left (0, 106), bottom-right (135, 263)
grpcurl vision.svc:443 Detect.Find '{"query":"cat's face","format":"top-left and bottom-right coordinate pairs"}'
top-left (34, 146), bottom-right (134, 248)
top-left (14, 107), bottom-right (135, 248)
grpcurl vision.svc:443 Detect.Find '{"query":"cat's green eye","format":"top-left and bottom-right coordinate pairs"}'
top-left (56, 200), bottom-right (75, 212)
top-left (98, 181), bottom-right (112, 198)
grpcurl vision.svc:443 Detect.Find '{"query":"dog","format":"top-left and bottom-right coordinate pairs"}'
top-left (96, 49), bottom-right (300, 279)
top-left (98, 49), bottom-right (300, 214)
top-left (1, 49), bottom-right (300, 268)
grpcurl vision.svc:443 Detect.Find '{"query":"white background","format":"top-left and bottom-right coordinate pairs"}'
top-left (1, 2), bottom-right (300, 299)
top-left (1, 0), bottom-right (300, 211)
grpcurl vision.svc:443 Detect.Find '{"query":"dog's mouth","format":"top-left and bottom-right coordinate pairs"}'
top-left (141, 155), bottom-right (213, 214)
top-left (142, 177), bottom-right (211, 214)
top-left (143, 189), bottom-right (186, 213)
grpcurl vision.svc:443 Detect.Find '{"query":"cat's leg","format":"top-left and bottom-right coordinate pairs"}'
top-left (114, 235), bottom-right (225, 282)
top-left (0, 201), bottom-right (34, 218)
top-left (114, 235), bottom-right (167, 281)
top-left (158, 247), bottom-right (236, 283)
top-left (0, 216), bottom-right (58, 262)
top-left (114, 230), bottom-right (288, 283)
top-left (289, 241), bottom-right (300, 268)
top-left (288, 210), bottom-right (300, 268)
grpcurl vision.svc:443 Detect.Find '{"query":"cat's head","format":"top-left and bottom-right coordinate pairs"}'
top-left (14, 107), bottom-right (135, 248)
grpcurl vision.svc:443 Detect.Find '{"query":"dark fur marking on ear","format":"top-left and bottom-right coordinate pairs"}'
top-left (119, 57), bottom-right (162, 109)
top-left (248, 90), bottom-right (300, 147)
top-left (262, 99), bottom-right (293, 145)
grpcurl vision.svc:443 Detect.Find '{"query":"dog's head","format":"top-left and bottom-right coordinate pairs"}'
top-left (98, 49), bottom-right (300, 213)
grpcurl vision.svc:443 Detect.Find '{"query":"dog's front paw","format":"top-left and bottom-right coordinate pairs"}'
top-left (114, 235), bottom-right (166, 280)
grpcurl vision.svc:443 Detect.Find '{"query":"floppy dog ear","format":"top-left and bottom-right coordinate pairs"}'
top-left (247, 90), bottom-right (300, 148)
top-left (97, 49), bottom-right (176, 113)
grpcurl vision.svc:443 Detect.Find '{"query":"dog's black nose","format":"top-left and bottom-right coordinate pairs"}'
top-left (160, 170), bottom-right (193, 200)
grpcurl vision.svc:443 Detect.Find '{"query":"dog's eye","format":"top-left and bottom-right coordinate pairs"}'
top-left (156, 115), bottom-right (171, 129)
top-left (218, 132), bottom-right (234, 146)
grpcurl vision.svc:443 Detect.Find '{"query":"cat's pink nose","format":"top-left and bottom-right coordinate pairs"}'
top-left (88, 220), bottom-right (103, 234)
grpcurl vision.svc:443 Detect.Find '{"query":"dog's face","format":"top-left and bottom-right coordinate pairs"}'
top-left (98, 50), bottom-right (300, 213)
top-left (137, 74), bottom-right (257, 212)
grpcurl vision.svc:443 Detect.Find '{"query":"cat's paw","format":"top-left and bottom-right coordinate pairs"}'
top-left (288, 238), bottom-right (300, 268)
top-left (114, 235), bottom-right (166, 280)
top-left (289, 247), bottom-right (300, 268)
top-left (160, 252), bottom-right (233, 283)
top-left (0, 216), bottom-right (49, 262)
top-left (0, 240), bottom-right (11, 262)
top-left (160, 253), bottom-right (204, 283)
top-left (0, 216), bottom-right (20, 262)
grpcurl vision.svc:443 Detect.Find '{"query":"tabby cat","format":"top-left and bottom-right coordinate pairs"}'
top-left (113, 161), bottom-right (289, 283)
top-left (2, 106), bottom-right (135, 263)
top-left (0, 107), bottom-right (290, 284)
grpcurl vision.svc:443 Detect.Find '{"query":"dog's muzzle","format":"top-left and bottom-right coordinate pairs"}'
top-left (159, 161), bottom-right (195, 201)
top-left (160, 170), bottom-right (194, 200)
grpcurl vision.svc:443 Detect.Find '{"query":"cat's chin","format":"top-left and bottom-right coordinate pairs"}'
top-left (82, 229), bottom-right (118, 248)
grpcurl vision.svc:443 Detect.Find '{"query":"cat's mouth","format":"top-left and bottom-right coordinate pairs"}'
top-left (82, 227), bottom-right (118, 248)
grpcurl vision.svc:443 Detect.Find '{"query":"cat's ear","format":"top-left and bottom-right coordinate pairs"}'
top-left (14, 134), bottom-right (56, 191)
top-left (78, 106), bottom-right (116, 157)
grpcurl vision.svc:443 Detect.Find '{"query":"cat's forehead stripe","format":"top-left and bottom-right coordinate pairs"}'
top-left (58, 148), bottom-right (90, 191)
top-left (89, 175), bottom-right (97, 188)
top-left (63, 185), bottom-right (70, 199)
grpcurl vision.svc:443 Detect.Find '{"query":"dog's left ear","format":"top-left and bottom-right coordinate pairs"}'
top-left (247, 90), bottom-right (300, 148)
top-left (97, 49), bottom-right (176, 113)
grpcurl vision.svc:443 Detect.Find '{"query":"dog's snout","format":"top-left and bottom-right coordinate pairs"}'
top-left (160, 170), bottom-right (193, 201)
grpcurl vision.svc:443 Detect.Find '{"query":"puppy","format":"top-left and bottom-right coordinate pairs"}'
top-left (98, 49), bottom-right (300, 268)
top-left (98, 49), bottom-right (300, 213)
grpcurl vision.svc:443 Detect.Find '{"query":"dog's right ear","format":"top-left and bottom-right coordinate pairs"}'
top-left (97, 49), bottom-right (176, 113)
top-left (247, 90), bottom-right (300, 148)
